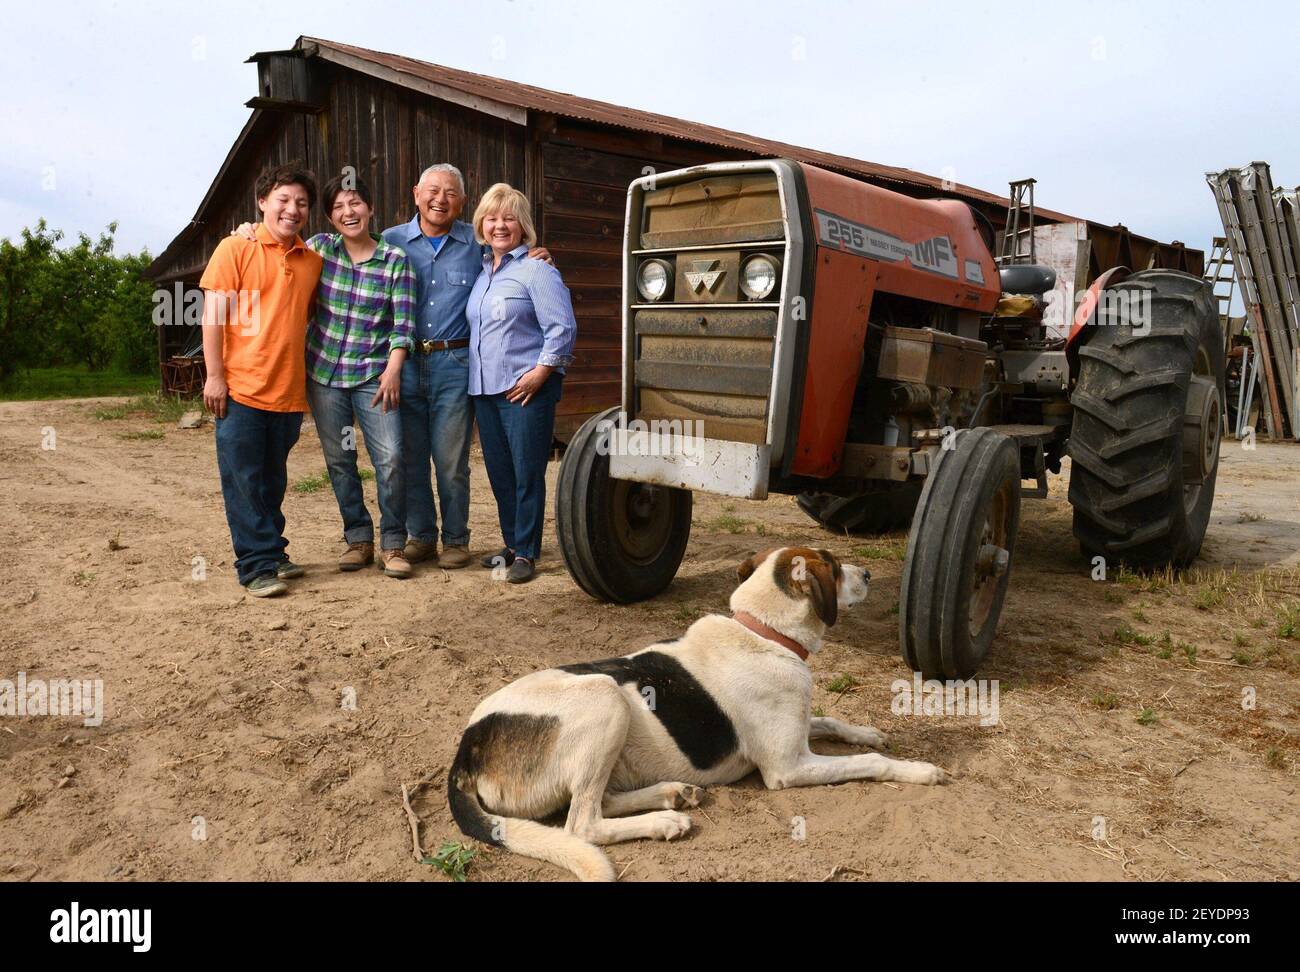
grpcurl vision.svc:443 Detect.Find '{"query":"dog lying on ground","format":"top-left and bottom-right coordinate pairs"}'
top-left (447, 546), bottom-right (948, 881)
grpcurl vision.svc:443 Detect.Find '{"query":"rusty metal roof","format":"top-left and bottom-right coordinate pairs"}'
top-left (297, 36), bottom-right (1079, 221)
top-left (147, 36), bottom-right (1194, 282)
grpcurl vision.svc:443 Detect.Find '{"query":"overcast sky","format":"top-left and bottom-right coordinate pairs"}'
top-left (2, 0), bottom-right (1295, 260)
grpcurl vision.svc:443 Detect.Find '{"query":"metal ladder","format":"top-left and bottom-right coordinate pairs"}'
top-left (997, 178), bottom-right (1037, 266)
top-left (1236, 346), bottom-right (1259, 439)
top-left (1203, 236), bottom-right (1236, 352)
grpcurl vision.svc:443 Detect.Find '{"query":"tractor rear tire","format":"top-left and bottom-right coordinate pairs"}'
top-left (555, 407), bottom-right (693, 603)
top-left (900, 428), bottom-right (1021, 679)
top-left (1067, 270), bottom-right (1225, 570)
top-left (796, 481), bottom-right (923, 535)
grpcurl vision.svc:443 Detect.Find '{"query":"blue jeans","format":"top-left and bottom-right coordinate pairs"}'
top-left (214, 398), bottom-right (303, 585)
top-left (471, 372), bottom-right (562, 560)
top-left (400, 349), bottom-right (473, 547)
top-left (306, 377), bottom-right (406, 550)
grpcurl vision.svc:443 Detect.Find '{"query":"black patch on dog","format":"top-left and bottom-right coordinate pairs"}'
top-left (448, 711), bottom-right (560, 846)
top-left (558, 652), bottom-right (738, 770)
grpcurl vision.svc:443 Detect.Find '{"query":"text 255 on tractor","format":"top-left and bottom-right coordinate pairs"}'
top-left (556, 159), bottom-right (1224, 679)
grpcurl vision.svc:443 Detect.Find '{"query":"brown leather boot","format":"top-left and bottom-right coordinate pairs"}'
top-left (403, 539), bottom-right (438, 564)
top-left (439, 544), bottom-right (472, 569)
top-left (379, 548), bottom-right (413, 579)
top-left (339, 541), bottom-right (374, 572)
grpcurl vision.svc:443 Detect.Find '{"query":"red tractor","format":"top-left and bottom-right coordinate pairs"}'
top-left (556, 159), bottom-right (1224, 679)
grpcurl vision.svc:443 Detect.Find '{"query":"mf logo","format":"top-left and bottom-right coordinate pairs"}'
top-left (684, 259), bottom-right (724, 294)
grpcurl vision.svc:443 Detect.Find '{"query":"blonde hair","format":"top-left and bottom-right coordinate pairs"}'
top-left (472, 183), bottom-right (537, 248)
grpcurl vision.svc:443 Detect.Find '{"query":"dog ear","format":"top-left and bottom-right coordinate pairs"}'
top-left (816, 548), bottom-right (843, 582)
top-left (737, 548), bottom-right (777, 582)
top-left (800, 558), bottom-right (839, 627)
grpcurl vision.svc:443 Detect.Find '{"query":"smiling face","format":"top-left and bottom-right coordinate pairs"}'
top-left (328, 189), bottom-right (372, 242)
top-left (412, 170), bottom-right (465, 236)
top-left (482, 208), bottom-right (524, 257)
top-left (256, 181), bottom-right (311, 244)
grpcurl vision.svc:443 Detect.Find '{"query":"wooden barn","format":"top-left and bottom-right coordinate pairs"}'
top-left (146, 35), bottom-right (1202, 434)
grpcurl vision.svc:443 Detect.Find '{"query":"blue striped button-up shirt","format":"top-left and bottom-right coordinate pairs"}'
top-left (380, 216), bottom-right (483, 342)
top-left (467, 243), bottom-right (578, 396)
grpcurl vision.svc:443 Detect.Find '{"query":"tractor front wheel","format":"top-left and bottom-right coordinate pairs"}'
top-left (900, 428), bottom-right (1021, 679)
top-left (555, 408), bottom-right (693, 602)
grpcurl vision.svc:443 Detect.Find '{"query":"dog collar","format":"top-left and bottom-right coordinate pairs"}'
top-left (732, 611), bottom-right (809, 661)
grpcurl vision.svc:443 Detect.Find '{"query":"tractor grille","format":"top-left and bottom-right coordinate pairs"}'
top-left (630, 171), bottom-right (785, 447)
top-left (633, 307), bottom-right (776, 445)
top-left (640, 173), bottom-right (783, 248)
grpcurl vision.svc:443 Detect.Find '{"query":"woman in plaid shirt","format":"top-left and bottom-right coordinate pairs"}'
top-left (302, 174), bottom-right (418, 577)
top-left (235, 173), bottom-right (417, 576)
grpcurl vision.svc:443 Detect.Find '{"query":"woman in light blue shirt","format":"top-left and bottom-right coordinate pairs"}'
top-left (466, 183), bottom-right (577, 583)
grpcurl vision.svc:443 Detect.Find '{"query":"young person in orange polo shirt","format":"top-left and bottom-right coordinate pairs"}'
top-left (200, 164), bottom-right (323, 597)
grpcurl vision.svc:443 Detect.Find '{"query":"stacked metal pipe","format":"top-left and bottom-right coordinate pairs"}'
top-left (1207, 162), bottom-right (1300, 440)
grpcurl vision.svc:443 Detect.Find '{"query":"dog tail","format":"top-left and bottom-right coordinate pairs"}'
top-left (447, 722), bottom-right (615, 883)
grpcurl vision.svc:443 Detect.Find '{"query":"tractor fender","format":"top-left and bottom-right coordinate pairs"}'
top-left (1066, 265), bottom-right (1131, 354)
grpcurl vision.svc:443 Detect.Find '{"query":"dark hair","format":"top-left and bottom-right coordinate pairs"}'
top-left (254, 162), bottom-right (317, 207)
top-left (321, 171), bottom-right (373, 215)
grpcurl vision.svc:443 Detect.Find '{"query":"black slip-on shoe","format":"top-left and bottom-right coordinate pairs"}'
top-left (480, 547), bottom-right (516, 569)
top-left (506, 557), bottom-right (535, 584)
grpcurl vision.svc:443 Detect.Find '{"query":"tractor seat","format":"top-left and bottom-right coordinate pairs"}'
top-left (999, 264), bottom-right (1057, 295)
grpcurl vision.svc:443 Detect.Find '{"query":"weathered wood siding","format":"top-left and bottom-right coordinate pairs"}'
top-left (535, 120), bottom-right (748, 433)
top-left (157, 63), bottom-right (528, 362)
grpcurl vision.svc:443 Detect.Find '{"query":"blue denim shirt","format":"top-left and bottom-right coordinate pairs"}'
top-left (380, 216), bottom-right (482, 342)
top-left (467, 244), bottom-right (578, 396)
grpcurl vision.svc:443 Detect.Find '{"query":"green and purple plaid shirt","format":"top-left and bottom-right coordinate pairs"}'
top-left (305, 233), bottom-right (416, 388)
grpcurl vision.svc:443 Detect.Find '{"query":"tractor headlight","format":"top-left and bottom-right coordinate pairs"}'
top-left (740, 254), bottom-right (780, 300)
top-left (636, 259), bottom-right (673, 302)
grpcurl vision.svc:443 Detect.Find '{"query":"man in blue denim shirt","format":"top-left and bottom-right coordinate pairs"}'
top-left (381, 164), bottom-right (482, 568)
top-left (382, 165), bottom-right (554, 569)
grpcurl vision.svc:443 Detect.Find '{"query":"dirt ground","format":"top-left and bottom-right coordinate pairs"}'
top-left (1, 396), bottom-right (1297, 883)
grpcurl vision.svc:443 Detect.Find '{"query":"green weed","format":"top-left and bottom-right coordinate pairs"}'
top-left (292, 471), bottom-right (332, 494)
top-left (825, 674), bottom-right (859, 694)
top-left (423, 841), bottom-right (477, 882)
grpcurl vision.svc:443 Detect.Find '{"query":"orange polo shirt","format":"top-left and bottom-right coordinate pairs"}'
top-left (199, 224), bottom-right (323, 412)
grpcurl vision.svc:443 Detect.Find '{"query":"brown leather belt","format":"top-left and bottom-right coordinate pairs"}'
top-left (414, 338), bottom-right (470, 353)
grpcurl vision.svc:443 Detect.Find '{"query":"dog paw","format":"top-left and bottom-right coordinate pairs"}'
top-left (853, 727), bottom-right (888, 749)
top-left (665, 782), bottom-right (702, 809)
top-left (651, 810), bottom-right (692, 841)
top-left (912, 762), bottom-right (949, 786)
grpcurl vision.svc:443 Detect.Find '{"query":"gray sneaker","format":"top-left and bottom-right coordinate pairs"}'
top-left (277, 559), bottom-right (305, 579)
top-left (246, 574), bottom-right (288, 598)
